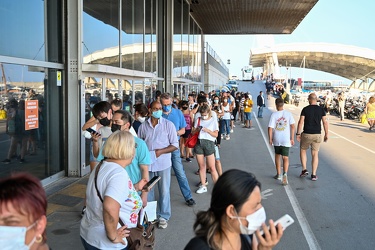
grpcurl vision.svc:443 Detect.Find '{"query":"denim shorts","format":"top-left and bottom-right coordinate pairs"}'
top-left (194, 139), bottom-right (215, 156)
top-left (214, 145), bottom-right (220, 160)
top-left (244, 112), bottom-right (252, 121)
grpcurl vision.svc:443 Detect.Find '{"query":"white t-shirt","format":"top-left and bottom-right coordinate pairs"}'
top-left (193, 115), bottom-right (219, 142)
top-left (268, 110), bottom-right (295, 147)
top-left (222, 104), bottom-right (231, 120)
top-left (80, 161), bottom-right (142, 249)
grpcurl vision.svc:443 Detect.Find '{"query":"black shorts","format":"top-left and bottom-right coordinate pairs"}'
top-left (182, 129), bottom-right (191, 139)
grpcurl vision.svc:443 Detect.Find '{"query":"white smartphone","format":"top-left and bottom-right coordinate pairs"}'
top-left (259, 214), bottom-right (294, 236)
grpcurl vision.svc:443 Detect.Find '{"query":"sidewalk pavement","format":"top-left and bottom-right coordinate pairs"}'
top-left (45, 116), bottom-right (275, 250)
top-left (45, 101), bottom-right (318, 249)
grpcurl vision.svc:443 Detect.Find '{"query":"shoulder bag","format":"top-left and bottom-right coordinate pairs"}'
top-left (185, 117), bottom-right (200, 148)
top-left (94, 161), bottom-right (155, 250)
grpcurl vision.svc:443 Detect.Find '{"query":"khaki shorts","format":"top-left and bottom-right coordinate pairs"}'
top-left (300, 133), bottom-right (322, 151)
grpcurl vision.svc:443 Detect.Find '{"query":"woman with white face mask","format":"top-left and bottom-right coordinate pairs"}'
top-left (185, 169), bottom-right (283, 250)
top-left (0, 173), bottom-right (49, 250)
top-left (193, 104), bottom-right (219, 194)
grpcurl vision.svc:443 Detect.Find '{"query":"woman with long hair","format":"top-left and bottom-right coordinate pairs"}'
top-left (179, 100), bottom-right (194, 162)
top-left (193, 104), bottom-right (219, 194)
top-left (185, 169), bottom-right (283, 250)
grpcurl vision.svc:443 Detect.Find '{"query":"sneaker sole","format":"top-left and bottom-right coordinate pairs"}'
top-left (300, 171), bottom-right (309, 177)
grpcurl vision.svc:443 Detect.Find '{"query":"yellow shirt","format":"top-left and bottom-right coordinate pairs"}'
top-left (244, 99), bottom-right (253, 113)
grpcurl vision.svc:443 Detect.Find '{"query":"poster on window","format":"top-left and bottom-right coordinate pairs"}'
top-left (25, 100), bottom-right (39, 130)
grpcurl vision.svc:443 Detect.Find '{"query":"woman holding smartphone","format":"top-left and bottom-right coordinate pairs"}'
top-left (193, 104), bottom-right (219, 194)
top-left (185, 169), bottom-right (284, 250)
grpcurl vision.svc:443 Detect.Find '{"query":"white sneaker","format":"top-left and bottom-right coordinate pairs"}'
top-left (282, 174), bottom-right (288, 186)
top-left (196, 185), bottom-right (207, 194)
top-left (230, 129), bottom-right (234, 133)
top-left (158, 217), bottom-right (168, 229)
top-left (226, 135), bottom-right (230, 140)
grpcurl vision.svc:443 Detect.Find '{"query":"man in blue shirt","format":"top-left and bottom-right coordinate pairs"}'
top-left (160, 93), bottom-right (196, 207)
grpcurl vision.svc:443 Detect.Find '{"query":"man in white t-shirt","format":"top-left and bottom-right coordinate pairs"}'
top-left (268, 98), bottom-right (295, 185)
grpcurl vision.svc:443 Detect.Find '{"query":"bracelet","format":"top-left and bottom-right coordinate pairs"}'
top-left (296, 133), bottom-right (301, 135)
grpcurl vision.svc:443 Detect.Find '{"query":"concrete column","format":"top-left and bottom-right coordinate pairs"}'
top-left (156, 0), bottom-right (173, 93)
top-left (66, 0), bottom-right (84, 176)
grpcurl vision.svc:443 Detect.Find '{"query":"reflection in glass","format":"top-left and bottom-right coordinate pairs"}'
top-left (0, 64), bottom-right (63, 179)
top-left (1, 0), bottom-right (63, 63)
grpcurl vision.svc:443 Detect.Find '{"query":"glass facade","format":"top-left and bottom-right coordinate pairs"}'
top-left (1, 0), bottom-right (210, 182)
top-left (0, 0), bottom-right (64, 181)
top-left (172, 0), bottom-right (202, 100)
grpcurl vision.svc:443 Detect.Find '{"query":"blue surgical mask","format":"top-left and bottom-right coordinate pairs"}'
top-left (0, 222), bottom-right (37, 250)
top-left (152, 110), bottom-right (163, 119)
top-left (214, 100), bottom-right (219, 104)
top-left (162, 105), bottom-right (172, 112)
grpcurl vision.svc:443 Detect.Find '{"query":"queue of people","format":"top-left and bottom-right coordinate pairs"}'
top-left (3, 87), bottom-right (336, 250)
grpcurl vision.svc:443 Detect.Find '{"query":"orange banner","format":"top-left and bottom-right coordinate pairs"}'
top-left (25, 100), bottom-right (39, 130)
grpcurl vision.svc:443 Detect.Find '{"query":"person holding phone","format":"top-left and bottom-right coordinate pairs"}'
top-left (193, 103), bottom-right (219, 194)
top-left (80, 131), bottom-right (147, 249)
top-left (137, 101), bottom-right (179, 229)
top-left (185, 169), bottom-right (283, 250)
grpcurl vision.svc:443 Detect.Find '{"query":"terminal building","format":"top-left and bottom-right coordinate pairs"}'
top-left (0, 0), bottom-right (318, 184)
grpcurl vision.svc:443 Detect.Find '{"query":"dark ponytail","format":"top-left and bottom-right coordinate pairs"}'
top-left (192, 169), bottom-right (261, 249)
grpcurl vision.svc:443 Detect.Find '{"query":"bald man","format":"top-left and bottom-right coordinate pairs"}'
top-left (296, 93), bottom-right (328, 181)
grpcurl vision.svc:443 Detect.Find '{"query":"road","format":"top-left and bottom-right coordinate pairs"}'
top-left (235, 80), bottom-right (375, 250)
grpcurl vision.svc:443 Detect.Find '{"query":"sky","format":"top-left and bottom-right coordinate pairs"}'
top-left (205, 0), bottom-right (375, 84)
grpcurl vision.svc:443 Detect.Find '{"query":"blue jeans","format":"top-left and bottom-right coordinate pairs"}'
top-left (148, 167), bottom-right (171, 220)
top-left (171, 149), bottom-right (193, 201)
top-left (220, 119), bottom-right (230, 135)
top-left (258, 106), bottom-right (264, 117)
top-left (80, 237), bottom-right (127, 250)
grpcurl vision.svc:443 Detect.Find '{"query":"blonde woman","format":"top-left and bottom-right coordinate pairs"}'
top-left (80, 131), bottom-right (147, 249)
top-left (365, 96), bottom-right (375, 130)
top-left (193, 104), bottom-right (219, 194)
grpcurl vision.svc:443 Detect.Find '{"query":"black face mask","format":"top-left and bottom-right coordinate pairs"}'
top-left (99, 117), bottom-right (111, 126)
top-left (111, 124), bottom-right (122, 133)
top-left (182, 106), bottom-right (188, 110)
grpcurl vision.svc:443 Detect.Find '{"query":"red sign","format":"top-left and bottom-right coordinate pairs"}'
top-left (25, 100), bottom-right (39, 130)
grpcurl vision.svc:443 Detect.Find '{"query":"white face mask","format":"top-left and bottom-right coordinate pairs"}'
top-left (137, 116), bottom-right (146, 123)
top-left (202, 115), bottom-right (208, 120)
top-left (232, 207), bottom-right (266, 235)
top-left (0, 222), bottom-right (37, 250)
